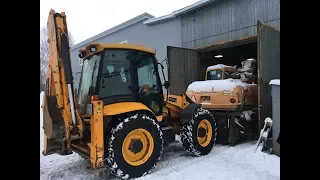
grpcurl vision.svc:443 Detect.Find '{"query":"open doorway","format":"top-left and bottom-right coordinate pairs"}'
top-left (199, 39), bottom-right (258, 84)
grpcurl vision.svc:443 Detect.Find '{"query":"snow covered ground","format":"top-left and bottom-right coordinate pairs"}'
top-left (40, 92), bottom-right (280, 180)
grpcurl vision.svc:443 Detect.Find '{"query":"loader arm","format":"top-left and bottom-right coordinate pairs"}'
top-left (42, 9), bottom-right (83, 156)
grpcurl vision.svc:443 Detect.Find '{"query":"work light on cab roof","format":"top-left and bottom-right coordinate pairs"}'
top-left (78, 44), bottom-right (100, 58)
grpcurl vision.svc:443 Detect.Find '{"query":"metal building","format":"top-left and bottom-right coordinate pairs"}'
top-left (179, 0), bottom-right (280, 49)
top-left (70, 0), bottom-right (280, 89)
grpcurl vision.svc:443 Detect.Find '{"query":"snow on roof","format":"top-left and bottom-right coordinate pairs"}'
top-left (269, 79), bottom-right (280, 85)
top-left (207, 64), bottom-right (235, 71)
top-left (187, 79), bottom-right (248, 92)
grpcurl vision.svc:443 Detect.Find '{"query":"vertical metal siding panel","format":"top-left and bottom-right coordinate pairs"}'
top-left (271, 85), bottom-right (280, 156)
top-left (187, 15), bottom-right (194, 49)
top-left (260, 26), bottom-right (280, 83)
top-left (181, 16), bottom-right (187, 48)
top-left (184, 49), bottom-right (201, 89)
top-left (181, 0), bottom-right (280, 49)
top-left (195, 11), bottom-right (200, 48)
top-left (168, 47), bottom-right (184, 94)
top-left (257, 22), bottom-right (280, 128)
top-left (167, 47), bottom-right (200, 95)
top-left (207, 7), bottom-right (212, 47)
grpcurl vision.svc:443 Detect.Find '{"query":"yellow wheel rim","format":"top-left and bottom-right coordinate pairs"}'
top-left (122, 128), bottom-right (154, 166)
top-left (197, 119), bottom-right (213, 147)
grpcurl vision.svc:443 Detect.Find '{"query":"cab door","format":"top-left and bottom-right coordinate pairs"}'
top-left (134, 53), bottom-right (164, 116)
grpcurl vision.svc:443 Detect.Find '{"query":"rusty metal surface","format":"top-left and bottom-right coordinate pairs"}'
top-left (167, 46), bottom-right (201, 95)
top-left (257, 21), bottom-right (280, 128)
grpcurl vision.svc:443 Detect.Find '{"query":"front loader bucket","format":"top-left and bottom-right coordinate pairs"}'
top-left (42, 94), bottom-right (65, 155)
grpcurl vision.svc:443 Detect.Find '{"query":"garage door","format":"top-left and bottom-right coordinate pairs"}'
top-left (257, 21), bottom-right (280, 128)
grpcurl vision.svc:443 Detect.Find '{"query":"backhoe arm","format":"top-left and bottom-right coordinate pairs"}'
top-left (42, 9), bottom-right (82, 155)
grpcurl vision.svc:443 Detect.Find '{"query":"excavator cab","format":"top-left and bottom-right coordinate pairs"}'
top-left (76, 44), bottom-right (165, 117)
top-left (205, 64), bottom-right (238, 80)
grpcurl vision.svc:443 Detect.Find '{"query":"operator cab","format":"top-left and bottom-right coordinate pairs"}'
top-left (77, 43), bottom-right (165, 116)
top-left (205, 64), bottom-right (238, 80)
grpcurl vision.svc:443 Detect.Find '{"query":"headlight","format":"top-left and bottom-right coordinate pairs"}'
top-left (78, 51), bottom-right (86, 58)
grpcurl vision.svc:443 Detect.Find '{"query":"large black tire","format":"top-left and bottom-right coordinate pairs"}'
top-left (180, 108), bottom-right (217, 156)
top-left (105, 113), bottom-right (163, 179)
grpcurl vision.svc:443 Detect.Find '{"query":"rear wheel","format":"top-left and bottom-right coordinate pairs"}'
top-left (180, 108), bottom-right (217, 156)
top-left (105, 113), bottom-right (163, 179)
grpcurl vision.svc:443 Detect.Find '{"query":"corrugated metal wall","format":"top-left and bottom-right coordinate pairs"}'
top-left (180, 0), bottom-right (280, 49)
top-left (167, 46), bottom-right (201, 95)
top-left (257, 22), bottom-right (280, 128)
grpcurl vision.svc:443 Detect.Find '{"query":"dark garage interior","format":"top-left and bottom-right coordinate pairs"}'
top-left (198, 39), bottom-right (258, 82)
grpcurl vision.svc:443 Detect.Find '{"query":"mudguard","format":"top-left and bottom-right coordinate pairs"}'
top-left (180, 103), bottom-right (201, 123)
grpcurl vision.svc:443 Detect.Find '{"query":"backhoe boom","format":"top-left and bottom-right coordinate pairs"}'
top-left (42, 9), bottom-right (82, 155)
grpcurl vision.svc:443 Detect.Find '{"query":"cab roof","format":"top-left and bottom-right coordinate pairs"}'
top-left (79, 43), bottom-right (156, 59)
top-left (207, 64), bottom-right (237, 71)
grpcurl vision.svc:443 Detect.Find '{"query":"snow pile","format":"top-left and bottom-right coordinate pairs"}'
top-left (207, 64), bottom-right (234, 71)
top-left (40, 92), bottom-right (279, 180)
top-left (187, 79), bottom-right (248, 93)
top-left (269, 79), bottom-right (280, 85)
top-left (139, 143), bottom-right (279, 180)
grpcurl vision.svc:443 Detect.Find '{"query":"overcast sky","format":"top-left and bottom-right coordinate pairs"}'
top-left (40, 0), bottom-right (199, 44)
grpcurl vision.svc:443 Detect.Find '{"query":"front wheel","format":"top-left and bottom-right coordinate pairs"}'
top-left (180, 108), bottom-right (217, 156)
top-left (105, 113), bottom-right (163, 179)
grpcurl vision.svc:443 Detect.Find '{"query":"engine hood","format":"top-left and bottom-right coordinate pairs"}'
top-left (186, 79), bottom-right (249, 94)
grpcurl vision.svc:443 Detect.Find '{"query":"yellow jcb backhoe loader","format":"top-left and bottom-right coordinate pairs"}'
top-left (41, 9), bottom-right (217, 179)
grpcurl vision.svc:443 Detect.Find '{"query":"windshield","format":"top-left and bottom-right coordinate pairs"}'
top-left (207, 70), bottom-right (222, 80)
top-left (77, 54), bottom-right (101, 113)
top-left (98, 49), bottom-right (132, 101)
top-left (224, 70), bottom-right (235, 79)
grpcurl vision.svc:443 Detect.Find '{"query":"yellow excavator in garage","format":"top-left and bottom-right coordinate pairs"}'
top-left (42, 9), bottom-right (217, 179)
top-left (186, 62), bottom-right (258, 145)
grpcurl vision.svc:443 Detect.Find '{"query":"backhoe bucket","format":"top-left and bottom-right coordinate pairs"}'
top-left (42, 94), bottom-right (65, 155)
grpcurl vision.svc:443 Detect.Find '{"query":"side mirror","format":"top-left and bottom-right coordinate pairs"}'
top-left (164, 81), bottom-right (170, 89)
